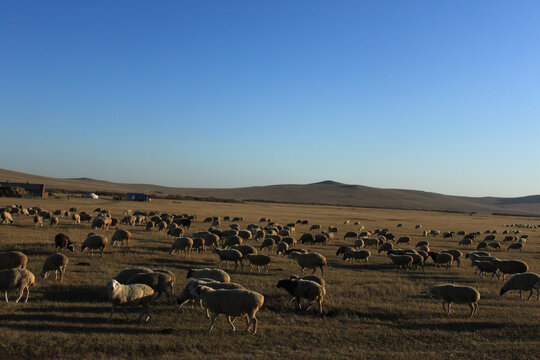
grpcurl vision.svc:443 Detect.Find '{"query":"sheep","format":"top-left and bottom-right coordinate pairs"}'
top-left (1, 211), bottom-right (14, 224)
top-left (41, 253), bottom-right (69, 281)
top-left (441, 249), bottom-right (463, 267)
top-left (428, 251), bottom-right (453, 270)
top-left (106, 279), bottom-right (155, 323)
top-left (50, 216), bottom-right (59, 226)
top-left (34, 215), bottom-right (43, 227)
top-left (343, 250), bottom-right (371, 263)
top-left (378, 242), bottom-right (394, 255)
top-left (223, 235), bottom-right (242, 248)
top-left (0, 251), bottom-right (28, 270)
top-left (289, 274), bottom-right (326, 289)
top-left (290, 252), bottom-right (327, 275)
top-left (396, 236), bottom-right (410, 245)
top-left (465, 251), bottom-right (491, 259)
top-left (388, 254), bottom-right (413, 270)
top-left (192, 237), bottom-right (206, 253)
top-left (416, 240), bottom-right (429, 248)
top-left (299, 233), bottom-right (315, 244)
top-left (81, 233), bottom-right (108, 257)
top-left (145, 221), bottom-right (155, 231)
top-left (194, 286), bottom-right (264, 334)
top-left (113, 267), bottom-right (154, 284)
top-left (111, 229), bottom-right (131, 247)
top-left (231, 245), bottom-right (257, 257)
top-left (277, 278), bottom-right (326, 314)
top-left (427, 284), bottom-right (480, 317)
top-left (353, 238), bottom-right (364, 249)
top-left (127, 272), bottom-right (175, 303)
top-left (213, 248), bottom-right (244, 270)
top-left (507, 242), bottom-right (523, 251)
top-left (53, 233), bottom-right (74, 252)
top-left (256, 238), bottom-right (274, 253)
top-left (276, 241), bottom-right (289, 256)
top-left (170, 237), bottom-right (193, 256)
top-left (499, 273), bottom-right (540, 300)
top-left (176, 278), bottom-right (244, 312)
top-left (459, 238), bottom-right (473, 247)
top-left (0, 268), bottom-right (35, 303)
top-left (471, 260), bottom-right (500, 279)
top-left (363, 238), bottom-right (379, 247)
top-left (187, 268), bottom-right (231, 283)
top-left (245, 254), bottom-right (271, 273)
top-left (490, 259), bottom-right (529, 280)
top-left (203, 233), bottom-right (220, 248)
top-left (344, 231), bottom-right (358, 240)
top-left (336, 246), bottom-right (354, 259)
top-left (281, 236), bottom-right (296, 247)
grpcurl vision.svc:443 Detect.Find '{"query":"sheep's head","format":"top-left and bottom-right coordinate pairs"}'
top-left (533, 282), bottom-right (540, 290)
top-left (107, 279), bottom-right (120, 292)
top-left (499, 285), bottom-right (509, 296)
top-left (67, 244), bottom-right (74, 252)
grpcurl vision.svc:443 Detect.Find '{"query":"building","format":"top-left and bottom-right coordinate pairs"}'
top-left (126, 192), bottom-right (150, 201)
top-left (0, 182), bottom-right (47, 198)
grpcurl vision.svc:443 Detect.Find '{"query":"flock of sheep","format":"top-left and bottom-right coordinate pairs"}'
top-left (0, 203), bottom-right (538, 335)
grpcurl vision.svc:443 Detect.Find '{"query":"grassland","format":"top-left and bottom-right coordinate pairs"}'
top-left (0, 195), bottom-right (538, 360)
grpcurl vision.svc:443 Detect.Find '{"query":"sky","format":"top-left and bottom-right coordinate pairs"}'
top-left (1, 1), bottom-right (539, 197)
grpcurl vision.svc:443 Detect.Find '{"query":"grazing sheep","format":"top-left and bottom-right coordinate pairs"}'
top-left (289, 275), bottom-right (326, 289)
top-left (428, 251), bottom-right (453, 270)
top-left (336, 246), bottom-right (354, 259)
top-left (111, 229), bottom-right (131, 247)
top-left (192, 237), bottom-right (206, 253)
top-left (277, 278), bottom-right (326, 314)
top-left (299, 233), bottom-right (315, 244)
top-left (106, 279), bottom-right (155, 323)
top-left (459, 238), bottom-right (473, 247)
top-left (0, 268), bottom-right (35, 303)
top-left (488, 241), bottom-right (501, 251)
top-left (194, 286), bottom-right (264, 334)
top-left (81, 234), bottom-right (108, 257)
top-left (471, 260), bottom-right (500, 279)
top-left (428, 284), bottom-right (480, 317)
top-left (441, 250), bottom-right (463, 267)
top-left (378, 242), bottom-right (394, 255)
top-left (276, 241), bottom-right (289, 256)
top-left (353, 238), bottom-right (364, 249)
top-left (231, 245), bottom-right (257, 257)
top-left (187, 268), bottom-right (231, 283)
top-left (490, 259), bottom-right (529, 280)
top-left (170, 237), bottom-right (193, 256)
top-left (500, 273), bottom-right (540, 300)
top-left (146, 221), bottom-right (155, 231)
top-left (54, 233), bottom-right (74, 252)
top-left (0, 251), bottom-right (28, 270)
top-left (41, 253), bottom-right (69, 281)
top-left (281, 237), bottom-right (296, 247)
top-left (396, 236), bottom-right (410, 245)
top-left (113, 267), bottom-right (154, 284)
top-left (465, 251), bottom-right (491, 259)
top-left (290, 252), bottom-right (327, 275)
top-left (176, 279), bottom-right (244, 312)
top-left (259, 238), bottom-right (276, 252)
top-left (50, 216), bottom-right (59, 226)
top-left (127, 272), bottom-right (175, 303)
top-left (223, 235), bottom-right (242, 248)
top-left (34, 215), bottom-right (43, 227)
top-left (168, 227), bottom-right (184, 238)
top-left (343, 250), bottom-right (371, 263)
top-left (507, 242), bottom-right (523, 251)
top-left (416, 240), bottom-right (429, 248)
top-left (213, 248), bottom-right (244, 270)
top-left (388, 254), bottom-right (413, 270)
top-left (1, 211), bottom-right (14, 224)
top-left (245, 254), bottom-right (271, 273)
top-left (344, 231), bottom-right (358, 240)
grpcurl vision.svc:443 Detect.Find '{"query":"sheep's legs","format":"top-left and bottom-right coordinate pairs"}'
top-left (527, 290), bottom-right (533, 300)
top-left (4, 291), bottom-right (8, 303)
top-left (124, 308), bottom-right (130, 322)
top-left (208, 314), bottom-right (218, 332)
top-left (447, 302), bottom-right (452, 315)
top-left (227, 316), bottom-right (236, 331)
top-left (138, 304), bottom-right (150, 323)
top-left (108, 305), bottom-right (116, 322)
top-left (15, 288), bottom-right (24, 303)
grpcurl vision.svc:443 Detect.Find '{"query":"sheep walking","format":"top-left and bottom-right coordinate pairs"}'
top-left (428, 284), bottom-right (480, 318)
top-left (500, 273), bottom-right (540, 300)
top-left (245, 254), bottom-right (271, 273)
top-left (289, 252), bottom-right (327, 275)
top-left (107, 279), bottom-right (155, 323)
top-left (490, 259), bottom-right (529, 280)
top-left (187, 268), bottom-right (230, 283)
top-left (0, 268), bottom-right (35, 303)
top-left (277, 278), bottom-right (326, 314)
top-left (195, 286), bottom-right (264, 334)
top-left (127, 272), bottom-right (175, 303)
top-left (176, 279), bottom-right (244, 313)
top-left (213, 248), bottom-right (244, 271)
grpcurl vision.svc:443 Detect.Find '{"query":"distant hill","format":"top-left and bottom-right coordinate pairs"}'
top-left (1, 168), bottom-right (539, 216)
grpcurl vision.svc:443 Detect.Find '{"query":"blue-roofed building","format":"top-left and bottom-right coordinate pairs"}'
top-left (126, 193), bottom-right (150, 202)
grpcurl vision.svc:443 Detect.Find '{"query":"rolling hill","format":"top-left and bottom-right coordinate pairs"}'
top-left (1, 168), bottom-right (539, 216)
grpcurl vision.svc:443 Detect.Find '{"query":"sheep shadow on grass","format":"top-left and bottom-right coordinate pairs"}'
top-left (391, 321), bottom-right (510, 332)
top-left (43, 285), bottom-right (106, 303)
top-left (0, 323), bottom-right (158, 335)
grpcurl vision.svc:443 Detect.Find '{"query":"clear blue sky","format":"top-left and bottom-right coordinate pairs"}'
top-left (1, 1), bottom-right (538, 197)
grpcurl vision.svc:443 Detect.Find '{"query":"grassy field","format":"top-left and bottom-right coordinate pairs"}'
top-left (0, 196), bottom-right (538, 360)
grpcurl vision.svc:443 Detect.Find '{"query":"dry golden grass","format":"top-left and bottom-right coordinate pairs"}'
top-left (0, 196), bottom-right (538, 360)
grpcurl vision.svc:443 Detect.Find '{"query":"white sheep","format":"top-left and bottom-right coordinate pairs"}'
top-left (428, 284), bottom-right (480, 317)
top-left (81, 233), bottom-right (108, 257)
top-left (127, 272), bottom-right (175, 303)
top-left (170, 237), bottom-right (193, 257)
top-left (111, 229), bottom-right (131, 247)
top-left (186, 268), bottom-right (230, 283)
top-left (41, 253), bottom-right (69, 281)
top-left (289, 252), bottom-right (327, 275)
top-left (277, 278), bottom-right (326, 314)
top-left (0, 268), bottom-right (35, 303)
top-left (176, 278), bottom-right (244, 313)
top-left (106, 279), bottom-right (155, 323)
top-left (500, 273), bottom-right (540, 300)
top-left (194, 286), bottom-right (264, 334)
